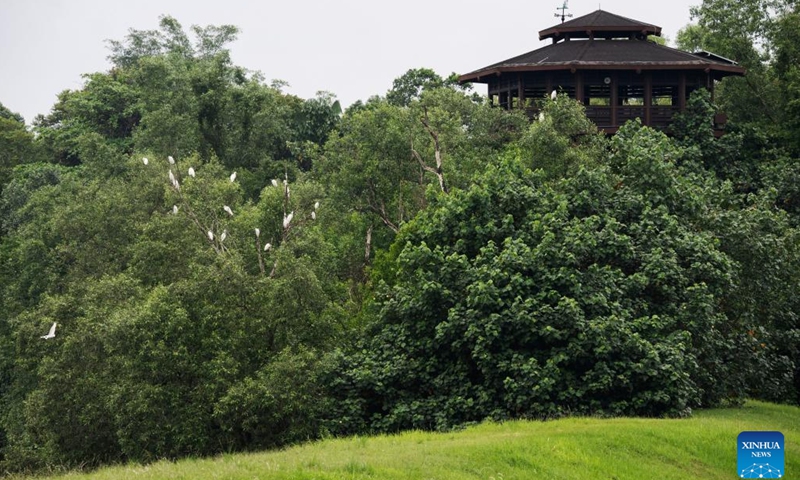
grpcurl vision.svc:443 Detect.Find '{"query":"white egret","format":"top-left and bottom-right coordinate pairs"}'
top-left (142, 157), bottom-right (149, 165)
top-left (220, 230), bottom-right (227, 242)
top-left (208, 230), bottom-right (214, 241)
top-left (172, 179), bottom-right (180, 190)
top-left (172, 205), bottom-right (178, 214)
top-left (283, 211), bottom-right (294, 229)
top-left (551, 90), bottom-right (557, 100)
top-left (168, 156), bottom-right (175, 165)
top-left (271, 179), bottom-right (278, 187)
top-left (264, 243), bottom-right (272, 251)
top-left (169, 170), bottom-right (176, 184)
top-left (223, 205), bottom-right (234, 216)
top-left (255, 228), bottom-right (260, 237)
top-left (314, 201), bottom-right (320, 211)
top-left (188, 167), bottom-right (196, 178)
top-left (230, 171), bottom-right (237, 182)
top-left (41, 322), bottom-right (57, 340)
top-left (311, 211), bottom-right (316, 220)
top-left (538, 111), bottom-right (546, 122)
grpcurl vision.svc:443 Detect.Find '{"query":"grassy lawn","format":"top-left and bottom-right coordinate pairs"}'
top-left (25, 400), bottom-right (798, 480)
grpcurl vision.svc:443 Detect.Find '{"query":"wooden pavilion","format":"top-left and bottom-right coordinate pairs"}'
top-left (458, 10), bottom-right (745, 134)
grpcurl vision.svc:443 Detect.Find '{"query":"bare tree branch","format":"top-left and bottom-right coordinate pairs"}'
top-left (412, 107), bottom-right (448, 194)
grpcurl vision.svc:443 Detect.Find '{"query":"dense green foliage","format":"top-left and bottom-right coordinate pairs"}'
top-left (1, 4), bottom-right (799, 474)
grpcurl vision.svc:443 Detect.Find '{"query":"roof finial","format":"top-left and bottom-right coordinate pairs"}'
top-left (555, 1), bottom-right (573, 23)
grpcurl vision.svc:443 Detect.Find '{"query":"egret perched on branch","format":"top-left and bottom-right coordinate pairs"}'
top-left (168, 156), bottom-right (175, 165)
top-left (314, 201), bottom-right (320, 211)
top-left (173, 205), bottom-right (178, 214)
top-left (188, 167), bottom-right (196, 178)
top-left (283, 212), bottom-right (294, 229)
top-left (551, 90), bottom-right (557, 100)
top-left (230, 171), bottom-right (237, 182)
top-left (41, 322), bottom-right (57, 340)
top-left (169, 170), bottom-right (176, 184)
top-left (311, 211), bottom-right (316, 220)
top-left (264, 242), bottom-right (272, 252)
top-left (208, 231), bottom-right (214, 241)
top-left (271, 179), bottom-right (278, 187)
top-left (220, 230), bottom-right (227, 242)
top-left (255, 228), bottom-right (260, 237)
top-left (142, 157), bottom-right (149, 165)
top-left (223, 205), bottom-right (234, 216)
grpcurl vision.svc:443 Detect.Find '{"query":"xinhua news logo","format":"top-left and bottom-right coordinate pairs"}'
top-left (738, 431), bottom-right (784, 478)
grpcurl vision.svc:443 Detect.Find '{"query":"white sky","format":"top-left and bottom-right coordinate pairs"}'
top-left (0, 0), bottom-right (699, 124)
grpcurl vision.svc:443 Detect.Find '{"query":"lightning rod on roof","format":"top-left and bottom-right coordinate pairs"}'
top-left (555, 1), bottom-right (573, 23)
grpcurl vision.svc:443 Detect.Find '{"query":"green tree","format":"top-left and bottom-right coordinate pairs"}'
top-left (386, 68), bottom-right (448, 107)
top-left (334, 120), bottom-right (748, 434)
top-left (0, 104), bottom-right (44, 200)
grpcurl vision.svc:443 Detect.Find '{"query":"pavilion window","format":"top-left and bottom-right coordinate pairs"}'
top-left (618, 85), bottom-right (645, 106)
top-left (524, 86), bottom-right (548, 101)
top-left (652, 85), bottom-right (676, 106)
top-left (585, 84), bottom-right (611, 106)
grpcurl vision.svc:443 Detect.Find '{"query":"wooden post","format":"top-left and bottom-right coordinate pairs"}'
top-left (644, 72), bottom-right (652, 126)
top-left (679, 73), bottom-right (687, 111)
top-left (575, 70), bottom-right (584, 104)
top-left (610, 74), bottom-right (618, 128)
top-left (518, 74), bottom-right (525, 109)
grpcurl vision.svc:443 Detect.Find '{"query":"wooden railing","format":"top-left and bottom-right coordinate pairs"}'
top-left (585, 106), bottom-right (612, 127)
top-left (651, 106), bottom-right (680, 129)
top-left (618, 107), bottom-right (645, 125)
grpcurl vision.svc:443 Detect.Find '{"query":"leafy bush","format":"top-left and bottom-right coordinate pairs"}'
top-left (334, 123), bottom-right (743, 432)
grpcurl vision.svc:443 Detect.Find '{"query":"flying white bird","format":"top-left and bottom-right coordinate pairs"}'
top-left (168, 156), bottom-right (175, 165)
top-left (230, 172), bottom-right (237, 182)
top-left (264, 242), bottom-right (272, 252)
top-left (208, 231), bottom-right (214, 241)
top-left (271, 179), bottom-right (278, 187)
top-left (41, 322), bottom-right (57, 340)
top-left (188, 167), bottom-right (196, 178)
top-left (311, 211), bottom-right (316, 220)
top-left (283, 211), bottom-right (294, 229)
top-left (551, 90), bottom-right (558, 100)
top-left (142, 157), bottom-right (149, 165)
top-left (314, 201), bottom-right (320, 211)
top-left (223, 205), bottom-right (233, 216)
top-left (172, 205), bottom-right (178, 214)
top-left (255, 228), bottom-right (260, 237)
top-left (220, 230), bottom-right (227, 242)
top-left (169, 170), bottom-right (176, 184)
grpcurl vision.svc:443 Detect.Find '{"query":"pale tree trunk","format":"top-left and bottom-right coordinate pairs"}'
top-left (411, 107), bottom-right (448, 194)
top-left (364, 224), bottom-right (373, 265)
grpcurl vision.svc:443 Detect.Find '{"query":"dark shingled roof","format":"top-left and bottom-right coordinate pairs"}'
top-left (458, 10), bottom-right (745, 82)
top-left (540, 10), bottom-right (661, 40)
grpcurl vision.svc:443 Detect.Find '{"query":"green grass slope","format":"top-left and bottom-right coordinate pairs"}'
top-left (30, 401), bottom-right (798, 480)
